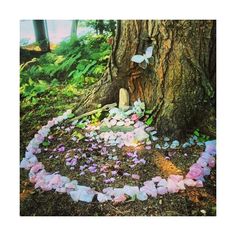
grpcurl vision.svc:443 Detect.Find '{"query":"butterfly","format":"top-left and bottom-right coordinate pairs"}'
top-left (131, 46), bottom-right (154, 69)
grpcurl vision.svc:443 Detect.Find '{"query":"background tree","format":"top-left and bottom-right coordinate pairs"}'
top-left (75, 20), bottom-right (216, 139)
top-left (71, 20), bottom-right (78, 38)
top-left (33, 20), bottom-right (50, 52)
top-left (106, 20), bottom-right (116, 35)
top-left (96, 20), bottom-right (104, 34)
top-left (84, 20), bottom-right (116, 35)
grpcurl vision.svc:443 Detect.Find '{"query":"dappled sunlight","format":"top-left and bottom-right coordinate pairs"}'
top-left (20, 20), bottom-right (216, 216)
top-left (186, 188), bottom-right (216, 206)
top-left (152, 150), bottom-right (183, 177)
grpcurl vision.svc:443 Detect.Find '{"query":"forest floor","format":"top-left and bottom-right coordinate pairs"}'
top-left (20, 94), bottom-right (216, 216)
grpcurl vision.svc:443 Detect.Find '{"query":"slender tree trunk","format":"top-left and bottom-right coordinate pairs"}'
top-left (71, 20), bottom-right (78, 38)
top-left (33, 20), bottom-right (50, 52)
top-left (108, 20), bottom-right (116, 35)
top-left (76, 20), bottom-right (216, 139)
top-left (97, 20), bottom-right (104, 34)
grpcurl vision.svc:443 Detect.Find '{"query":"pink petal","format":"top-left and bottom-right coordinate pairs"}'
top-left (156, 186), bottom-right (168, 195)
top-left (167, 178), bottom-right (179, 193)
top-left (195, 180), bottom-right (204, 187)
top-left (131, 174), bottom-right (140, 180)
top-left (113, 194), bottom-right (127, 203)
top-left (184, 178), bottom-right (196, 187)
top-left (30, 162), bottom-right (44, 173)
top-left (152, 176), bottom-right (162, 183)
top-left (169, 175), bottom-right (183, 183)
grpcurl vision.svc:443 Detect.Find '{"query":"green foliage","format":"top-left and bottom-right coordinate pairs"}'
top-left (145, 116), bottom-right (154, 126)
top-left (145, 110), bottom-right (152, 115)
top-left (20, 32), bottom-right (111, 133)
top-left (91, 110), bottom-right (102, 123)
top-left (42, 141), bottom-right (50, 147)
top-left (20, 33), bottom-right (111, 92)
top-left (20, 78), bottom-right (49, 99)
top-left (84, 20), bottom-right (116, 35)
top-left (76, 123), bottom-right (86, 129)
top-left (72, 131), bottom-right (84, 140)
top-left (193, 128), bottom-right (210, 142)
top-left (67, 113), bottom-right (75, 119)
top-left (61, 84), bottom-right (80, 97)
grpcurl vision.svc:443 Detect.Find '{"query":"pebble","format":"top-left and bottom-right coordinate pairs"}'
top-left (162, 142), bottom-right (169, 149)
top-left (145, 127), bottom-right (155, 132)
top-left (182, 142), bottom-right (191, 148)
top-left (200, 209), bottom-right (206, 215)
top-left (151, 136), bottom-right (158, 141)
top-left (117, 121), bottom-right (125, 126)
top-left (110, 119), bottom-right (117, 126)
top-left (188, 137), bottom-right (195, 145)
top-left (71, 137), bottom-right (77, 141)
top-left (91, 176), bottom-right (96, 181)
top-left (197, 142), bottom-right (204, 146)
top-left (164, 137), bottom-right (170, 142)
top-left (146, 140), bottom-right (152, 145)
top-left (150, 131), bottom-right (157, 135)
top-left (172, 140), bottom-right (180, 146)
top-left (155, 144), bottom-right (161, 149)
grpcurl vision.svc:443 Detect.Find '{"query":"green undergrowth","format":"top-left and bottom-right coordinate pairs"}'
top-left (20, 33), bottom-right (112, 137)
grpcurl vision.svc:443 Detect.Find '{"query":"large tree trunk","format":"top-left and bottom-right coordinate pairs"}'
top-left (76, 20), bottom-right (216, 139)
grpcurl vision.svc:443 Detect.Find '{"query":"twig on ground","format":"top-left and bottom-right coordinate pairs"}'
top-left (67, 103), bottom-right (117, 123)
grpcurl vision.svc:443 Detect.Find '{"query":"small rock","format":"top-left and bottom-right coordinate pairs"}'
top-left (200, 209), bottom-right (206, 215)
top-left (110, 119), bottom-right (117, 126)
top-left (197, 142), bottom-right (204, 146)
top-left (182, 142), bottom-right (191, 148)
top-left (119, 88), bottom-right (129, 111)
top-left (145, 127), bottom-right (155, 132)
top-left (117, 121), bottom-right (125, 126)
top-left (91, 176), bottom-right (96, 181)
top-left (155, 144), bottom-right (161, 149)
top-left (151, 136), bottom-right (158, 141)
top-left (146, 140), bottom-right (152, 145)
top-left (172, 140), bottom-right (180, 147)
top-left (150, 131), bottom-right (157, 135)
top-left (164, 137), bottom-right (170, 142)
top-left (162, 142), bottom-right (169, 149)
top-left (188, 137), bottom-right (195, 145)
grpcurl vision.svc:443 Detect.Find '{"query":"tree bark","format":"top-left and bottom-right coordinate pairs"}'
top-left (75, 20), bottom-right (216, 139)
top-left (33, 20), bottom-right (50, 52)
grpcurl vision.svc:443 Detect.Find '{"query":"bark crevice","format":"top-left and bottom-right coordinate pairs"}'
top-left (75, 20), bottom-right (216, 139)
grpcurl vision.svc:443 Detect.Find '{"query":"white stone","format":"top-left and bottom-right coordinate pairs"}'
top-left (118, 88), bottom-right (129, 111)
